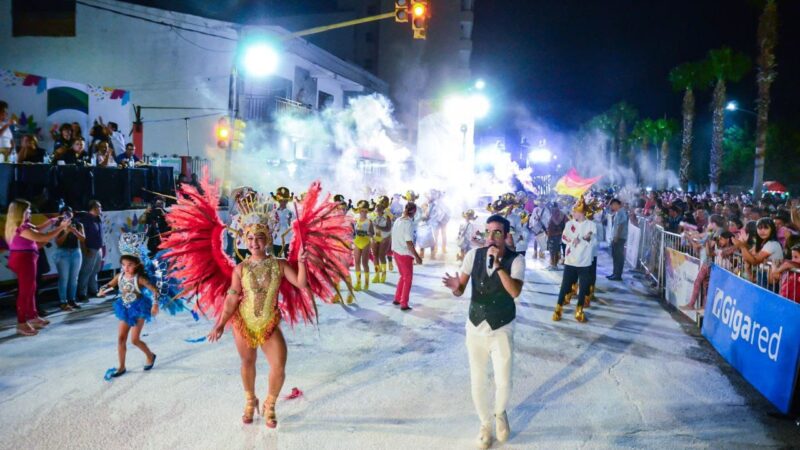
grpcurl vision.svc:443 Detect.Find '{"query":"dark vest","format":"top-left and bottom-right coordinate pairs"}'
top-left (469, 247), bottom-right (518, 330)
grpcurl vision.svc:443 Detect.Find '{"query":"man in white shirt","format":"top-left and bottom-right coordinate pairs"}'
top-left (442, 214), bottom-right (525, 449)
top-left (271, 187), bottom-right (294, 258)
top-left (0, 101), bottom-right (15, 160)
top-left (553, 197), bottom-right (597, 323)
top-left (391, 202), bottom-right (423, 311)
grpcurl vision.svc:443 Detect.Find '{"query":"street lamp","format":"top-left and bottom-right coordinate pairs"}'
top-left (242, 43), bottom-right (279, 78)
top-left (725, 100), bottom-right (756, 116)
top-left (475, 79), bottom-right (486, 90)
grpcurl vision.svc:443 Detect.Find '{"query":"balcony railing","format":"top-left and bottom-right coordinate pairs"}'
top-left (242, 95), bottom-right (312, 122)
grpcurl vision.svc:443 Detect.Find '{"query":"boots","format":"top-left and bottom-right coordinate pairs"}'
top-left (575, 306), bottom-right (587, 323)
top-left (364, 272), bottom-right (369, 290)
top-left (564, 283), bottom-right (576, 305)
top-left (354, 272), bottom-right (362, 291)
top-left (388, 259), bottom-right (394, 271)
top-left (552, 304), bottom-right (563, 321)
top-left (372, 269), bottom-right (382, 284)
top-left (380, 264), bottom-right (387, 283)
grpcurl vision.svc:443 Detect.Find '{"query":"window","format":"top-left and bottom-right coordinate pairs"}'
top-left (318, 91), bottom-right (334, 110)
top-left (13, 0), bottom-right (76, 37)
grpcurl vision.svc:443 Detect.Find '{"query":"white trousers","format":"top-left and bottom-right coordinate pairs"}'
top-left (466, 326), bottom-right (514, 425)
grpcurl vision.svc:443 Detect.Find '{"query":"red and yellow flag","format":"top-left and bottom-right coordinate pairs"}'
top-left (554, 169), bottom-right (601, 198)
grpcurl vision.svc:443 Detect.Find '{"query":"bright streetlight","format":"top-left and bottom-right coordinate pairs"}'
top-left (726, 100), bottom-right (756, 116)
top-left (527, 148), bottom-right (552, 163)
top-left (475, 79), bottom-right (486, 90)
top-left (242, 43), bottom-right (279, 77)
top-left (444, 94), bottom-right (490, 120)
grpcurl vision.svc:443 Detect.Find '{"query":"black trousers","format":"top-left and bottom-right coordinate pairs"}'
top-left (558, 264), bottom-right (592, 307)
top-left (611, 240), bottom-right (626, 278)
top-left (589, 256), bottom-right (597, 287)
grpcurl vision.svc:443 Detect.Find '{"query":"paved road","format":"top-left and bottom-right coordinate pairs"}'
top-left (1, 249), bottom-right (797, 449)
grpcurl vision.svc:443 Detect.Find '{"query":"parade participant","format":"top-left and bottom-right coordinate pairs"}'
top-left (387, 194), bottom-right (404, 271)
top-left (391, 202), bottom-right (423, 311)
top-left (5, 200), bottom-right (71, 336)
top-left (352, 200), bottom-right (375, 291)
top-left (97, 233), bottom-right (160, 377)
top-left (271, 187), bottom-right (294, 258)
top-left (430, 190), bottom-right (450, 257)
top-left (442, 214), bottom-right (524, 449)
top-left (370, 196), bottom-right (393, 284)
top-left (457, 209), bottom-right (483, 261)
top-left (161, 172), bottom-right (352, 428)
top-left (553, 196), bottom-right (597, 323)
top-left (230, 187), bottom-right (257, 263)
top-left (417, 191), bottom-right (439, 260)
top-left (545, 201), bottom-right (566, 270)
top-left (332, 195), bottom-right (356, 305)
top-left (530, 199), bottom-right (549, 259)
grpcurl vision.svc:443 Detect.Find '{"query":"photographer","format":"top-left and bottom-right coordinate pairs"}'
top-left (54, 206), bottom-right (85, 311)
top-left (142, 199), bottom-right (169, 257)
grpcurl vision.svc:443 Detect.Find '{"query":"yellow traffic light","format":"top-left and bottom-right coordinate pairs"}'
top-left (216, 118), bottom-right (231, 149)
top-left (394, 0), bottom-right (408, 22)
top-left (410, 1), bottom-right (428, 39)
top-left (232, 119), bottom-right (246, 151)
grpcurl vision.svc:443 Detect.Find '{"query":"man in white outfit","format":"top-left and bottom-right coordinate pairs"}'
top-left (442, 214), bottom-right (525, 449)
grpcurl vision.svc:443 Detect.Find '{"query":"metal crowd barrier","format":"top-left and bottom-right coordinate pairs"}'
top-left (629, 215), bottom-right (800, 304)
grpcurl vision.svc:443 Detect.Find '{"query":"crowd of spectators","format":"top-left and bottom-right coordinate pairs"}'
top-left (628, 189), bottom-right (800, 304)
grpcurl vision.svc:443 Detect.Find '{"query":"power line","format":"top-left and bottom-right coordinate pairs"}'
top-left (170, 27), bottom-right (235, 53)
top-left (75, 0), bottom-right (238, 42)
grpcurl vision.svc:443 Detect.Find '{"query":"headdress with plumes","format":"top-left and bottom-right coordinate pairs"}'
top-left (403, 190), bottom-right (419, 202)
top-left (236, 192), bottom-right (276, 237)
top-left (119, 232), bottom-right (148, 259)
top-left (354, 200), bottom-right (373, 213)
top-left (584, 197), bottom-right (603, 220)
top-left (572, 195), bottom-right (588, 214)
top-left (462, 209), bottom-right (477, 221)
top-left (374, 195), bottom-right (390, 209)
top-left (271, 187), bottom-right (294, 202)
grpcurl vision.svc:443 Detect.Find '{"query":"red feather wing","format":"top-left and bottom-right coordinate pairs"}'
top-left (279, 181), bottom-right (354, 326)
top-left (160, 168), bottom-right (234, 319)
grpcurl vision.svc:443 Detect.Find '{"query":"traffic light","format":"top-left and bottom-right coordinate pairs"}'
top-left (232, 119), bottom-right (246, 151)
top-left (216, 118), bottom-right (231, 149)
top-left (394, 0), bottom-right (408, 22)
top-left (410, 1), bottom-right (428, 39)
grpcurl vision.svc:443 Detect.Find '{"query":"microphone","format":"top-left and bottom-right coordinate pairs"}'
top-left (488, 244), bottom-right (497, 269)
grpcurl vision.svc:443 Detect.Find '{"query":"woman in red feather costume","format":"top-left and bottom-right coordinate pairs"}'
top-left (160, 170), bottom-right (353, 429)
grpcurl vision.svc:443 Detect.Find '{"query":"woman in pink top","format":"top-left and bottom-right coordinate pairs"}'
top-left (4, 199), bottom-right (71, 336)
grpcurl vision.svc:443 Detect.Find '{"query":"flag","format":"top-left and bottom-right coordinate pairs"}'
top-left (554, 169), bottom-right (601, 198)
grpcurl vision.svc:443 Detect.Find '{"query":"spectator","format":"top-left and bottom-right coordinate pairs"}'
top-left (773, 245), bottom-right (800, 303)
top-left (115, 143), bottom-right (140, 167)
top-left (664, 205), bottom-right (682, 233)
top-left (51, 123), bottom-right (73, 152)
top-left (17, 135), bottom-right (47, 163)
top-left (142, 199), bottom-right (168, 257)
top-left (693, 209), bottom-right (708, 233)
top-left (94, 141), bottom-right (117, 167)
top-left (89, 119), bottom-right (110, 155)
top-left (734, 217), bottom-right (783, 288)
top-left (107, 121), bottom-right (126, 153)
top-left (53, 137), bottom-right (88, 165)
top-left (728, 218), bottom-right (743, 234)
top-left (71, 122), bottom-right (84, 140)
top-left (5, 199), bottom-right (70, 336)
top-left (54, 205), bottom-right (86, 311)
top-left (0, 100), bottom-right (15, 160)
top-left (77, 200), bottom-right (104, 302)
top-left (773, 210), bottom-right (798, 249)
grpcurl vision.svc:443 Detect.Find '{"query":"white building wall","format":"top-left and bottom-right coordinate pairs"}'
top-left (0, 0), bottom-right (383, 160)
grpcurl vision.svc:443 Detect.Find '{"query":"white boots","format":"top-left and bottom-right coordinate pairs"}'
top-left (495, 411), bottom-right (510, 442)
top-left (477, 424), bottom-right (492, 449)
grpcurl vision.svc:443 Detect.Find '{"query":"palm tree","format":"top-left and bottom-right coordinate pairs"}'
top-left (705, 48), bottom-right (751, 192)
top-left (752, 0), bottom-right (778, 200)
top-left (669, 61), bottom-right (710, 191)
top-left (630, 118), bottom-right (657, 183)
top-left (587, 112), bottom-right (616, 165)
top-left (654, 117), bottom-right (679, 187)
top-left (607, 101), bottom-right (638, 165)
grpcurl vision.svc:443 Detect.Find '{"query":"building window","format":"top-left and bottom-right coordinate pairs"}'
top-left (318, 91), bottom-right (334, 110)
top-left (13, 0), bottom-right (76, 36)
top-left (460, 22), bottom-right (472, 40)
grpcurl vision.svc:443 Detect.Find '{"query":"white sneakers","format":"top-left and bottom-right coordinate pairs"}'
top-left (496, 411), bottom-right (510, 442)
top-left (477, 424), bottom-right (492, 449)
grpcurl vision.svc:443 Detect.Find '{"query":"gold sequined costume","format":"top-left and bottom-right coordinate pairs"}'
top-left (234, 257), bottom-right (283, 348)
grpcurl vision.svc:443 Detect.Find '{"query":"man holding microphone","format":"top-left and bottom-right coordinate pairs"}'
top-left (442, 214), bottom-right (525, 449)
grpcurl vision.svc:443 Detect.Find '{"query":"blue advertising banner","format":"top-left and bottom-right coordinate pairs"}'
top-left (702, 266), bottom-right (800, 413)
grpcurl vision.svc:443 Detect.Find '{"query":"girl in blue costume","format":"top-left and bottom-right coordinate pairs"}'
top-left (98, 233), bottom-right (160, 378)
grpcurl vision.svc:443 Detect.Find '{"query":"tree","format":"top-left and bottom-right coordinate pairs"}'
top-left (705, 48), bottom-right (751, 192)
top-left (752, 0), bottom-right (778, 200)
top-left (669, 61), bottom-right (711, 191)
top-left (654, 118), bottom-right (679, 175)
top-left (723, 125), bottom-right (755, 185)
top-left (606, 101), bottom-right (638, 165)
top-left (587, 112), bottom-right (616, 165)
top-left (629, 118), bottom-right (658, 182)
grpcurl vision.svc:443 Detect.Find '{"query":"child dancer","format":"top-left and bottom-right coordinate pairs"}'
top-left (98, 233), bottom-right (159, 377)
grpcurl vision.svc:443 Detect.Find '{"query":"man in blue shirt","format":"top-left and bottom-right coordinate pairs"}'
top-left (77, 200), bottom-right (104, 301)
top-left (115, 143), bottom-right (140, 167)
top-left (607, 199), bottom-right (628, 281)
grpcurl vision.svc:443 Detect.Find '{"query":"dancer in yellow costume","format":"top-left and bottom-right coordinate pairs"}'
top-left (207, 195), bottom-right (308, 429)
top-left (332, 194), bottom-right (356, 304)
top-left (352, 200), bottom-right (375, 291)
top-left (369, 195), bottom-right (393, 284)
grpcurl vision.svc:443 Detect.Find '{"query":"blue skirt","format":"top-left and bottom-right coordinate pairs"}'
top-left (113, 297), bottom-right (153, 326)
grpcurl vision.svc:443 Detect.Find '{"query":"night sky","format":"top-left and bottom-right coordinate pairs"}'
top-left (471, 0), bottom-right (800, 132)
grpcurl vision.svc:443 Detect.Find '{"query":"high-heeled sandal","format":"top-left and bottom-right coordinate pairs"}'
top-left (263, 395), bottom-right (277, 428)
top-left (242, 392), bottom-right (259, 424)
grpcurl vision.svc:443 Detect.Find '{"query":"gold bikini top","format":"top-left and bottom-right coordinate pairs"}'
top-left (239, 257), bottom-right (281, 331)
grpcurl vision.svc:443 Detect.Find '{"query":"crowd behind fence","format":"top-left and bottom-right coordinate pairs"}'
top-left (630, 215), bottom-right (800, 309)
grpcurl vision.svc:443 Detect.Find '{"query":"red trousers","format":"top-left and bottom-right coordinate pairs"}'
top-left (8, 251), bottom-right (39, 324)
top-left (394, 254), bottom-right (414, 307)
